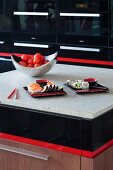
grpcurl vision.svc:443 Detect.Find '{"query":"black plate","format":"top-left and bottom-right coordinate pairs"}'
top-left (64, 83), bottom-right (109, 94)
top-left (23, 87), bottom-right (66, 98)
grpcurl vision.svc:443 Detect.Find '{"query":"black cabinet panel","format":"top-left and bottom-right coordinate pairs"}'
top-left (81, 109), bottom-right (113, 151)
top-left (108, 48), bottom-right (113, 65)
top-left (109, 0), bottom-right (113, 47)
top-left (58, 46), bottom-right (108, 61)
top-left (0, 105), bottom-right (81, 149)
top-left (57, 0), bottom-right (108, 46)
top-left (0, 0), bottom-right (12, 32)
top-left (57, 0), bottom-right (108, 13)
top-left (0, 0), bottom-right (12, 51)
top-left (12, 0), bottom-right (57, 44)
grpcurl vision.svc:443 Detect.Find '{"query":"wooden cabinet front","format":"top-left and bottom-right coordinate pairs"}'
top-left (81, 146), bottom-right (113, 170)
top-left (0, 138), bottom-right (80, 170)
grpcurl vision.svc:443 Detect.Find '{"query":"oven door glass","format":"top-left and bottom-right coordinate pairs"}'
top-left (0, 0), bottom-right (12, 32)
top-left (12, 0), bottom-right (56, 43)
top-left (58, 0), bottom-right (108, 13)
top-left (57, 0), bottom-right (108, 46)
top-left (0, 0), bottom-right (12, 46)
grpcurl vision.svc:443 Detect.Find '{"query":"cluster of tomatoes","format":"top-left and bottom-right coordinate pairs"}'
top-left (19, 53), bottom-right (49, 67)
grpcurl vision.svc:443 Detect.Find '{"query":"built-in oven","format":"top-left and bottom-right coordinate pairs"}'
top-left (12, 0), bottom-right (57, 53)
top-left (0, 0), bottom-right (12, 52)
top-left (57, 0), bottom-right (108, 46)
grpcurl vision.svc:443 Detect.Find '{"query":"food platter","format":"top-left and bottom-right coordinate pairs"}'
top-left (64, 78), bottom-right (109, 94)
top-left (24, 79), bottom-right (67, 98)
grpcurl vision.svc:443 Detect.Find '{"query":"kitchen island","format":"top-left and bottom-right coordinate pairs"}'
top-left (0, 64), bottom-right (113, 170)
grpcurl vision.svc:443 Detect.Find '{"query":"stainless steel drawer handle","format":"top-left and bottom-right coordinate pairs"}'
top-left (0, 144), bottom-right (49, 160)
top-left (60, 46), bottom-right (100, 52)
top-left (14, 42), bottom-right (49, 48)
top-left (0, 41), bottom-right (5, 44)
top-left (60, 13), bottom-right (100, 17)
top-left (13, 12), bottom-right (48, 16)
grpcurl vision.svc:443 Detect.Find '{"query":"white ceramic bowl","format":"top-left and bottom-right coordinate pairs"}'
top-left (11, 52), bottom-right (57, 76)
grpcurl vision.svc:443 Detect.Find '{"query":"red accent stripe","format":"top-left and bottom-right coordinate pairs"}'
top-left (0, 133), bottom-right (81, 156)
top-left (82, 139), bottom-right (113, 158)
top-left (0, 52), bottom-right (33, 58)
top-left (57, 57), bottom-right (109, 66)
top-left (1, 52), bottom-right (113, 66)
top-left (0, 52), bottom-right (12, 57)
top-left (109, 61), bottom-right (113, 66)
top-left (0, 132), bottom-right (113, 158)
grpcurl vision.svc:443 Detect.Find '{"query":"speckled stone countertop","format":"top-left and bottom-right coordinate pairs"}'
top-left (0, 64), bottom-right (113, 119)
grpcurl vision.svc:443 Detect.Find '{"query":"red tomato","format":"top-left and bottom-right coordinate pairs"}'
top-left (30, 56), bottom-right (34, 60)
top-left (27, 64), bottom-right (34, 67)
top-left (34, 63), bottom-right (41, 67)
top-left (19, 61), bottom-right (28, 67)
top-left (34, 53), bottom-right (43, 60)
top-left (28, 58), bottom-right (33, 64)
top-left (33, 58), bottom-right (42, 65)
top-left (41, 55), bottom-right (45, 63)
top-left (21, 54), bottom-right (30, 62)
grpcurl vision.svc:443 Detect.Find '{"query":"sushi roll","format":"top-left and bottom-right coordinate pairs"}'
top-left (71, 80), bottom-right (89, 89)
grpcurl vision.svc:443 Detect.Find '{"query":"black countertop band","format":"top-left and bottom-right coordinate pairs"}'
top-left (0, 104), bottom-right (113, 152)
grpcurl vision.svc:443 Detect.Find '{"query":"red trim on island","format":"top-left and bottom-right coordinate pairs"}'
top-left (0, 132), bottom-right (113, 158)
top-left (0, 132), bottom-right (81, 156)
top-left (81, 139), bottom-right (113, 158)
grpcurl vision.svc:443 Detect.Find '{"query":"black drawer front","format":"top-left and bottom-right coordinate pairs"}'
top-left (58, 46), bottom-right (108, 61)
top-left (0, 105), bottom-right (81, 149)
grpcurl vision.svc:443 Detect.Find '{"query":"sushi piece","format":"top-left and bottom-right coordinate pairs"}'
top-left (41, 84), bottom-right (60, 93)
top-left (28, 83), bottom-right (43, 94)
top-left (41, 85), bottom-right (49, 92)
top-left (47, 81), bottom-right (54, 86)
top-left (72, 80), bottom-right (89, 89)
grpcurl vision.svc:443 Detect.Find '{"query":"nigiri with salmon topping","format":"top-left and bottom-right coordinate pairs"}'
top-left (28, 83), bottom-right (43, 94)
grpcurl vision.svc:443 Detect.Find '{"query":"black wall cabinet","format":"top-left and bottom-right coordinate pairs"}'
top-left (0, 0), bottom-right (13, 52)
top-left (0, 0), bottom-right (113, 68)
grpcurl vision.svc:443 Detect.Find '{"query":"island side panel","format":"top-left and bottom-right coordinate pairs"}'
top-left (81, 146), bottom-right (113, 170)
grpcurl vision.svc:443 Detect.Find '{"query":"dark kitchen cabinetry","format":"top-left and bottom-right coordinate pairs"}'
top-left (57, 46), bottom-right (108, 66)
top-left (109, 0), bottom-right (113, 47)
top-left (57, 0), bottom-right (108, 46)
top-left (109, 0), bottom-right (113, 65)
top-left (0, 0), bottom-right (12, 52)
top-left (57, 0), bottom-right (109, 66)
top-left (0, 0), bottom-right (112, 67)
top-left (12, 0), bottom-right (57, 54)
